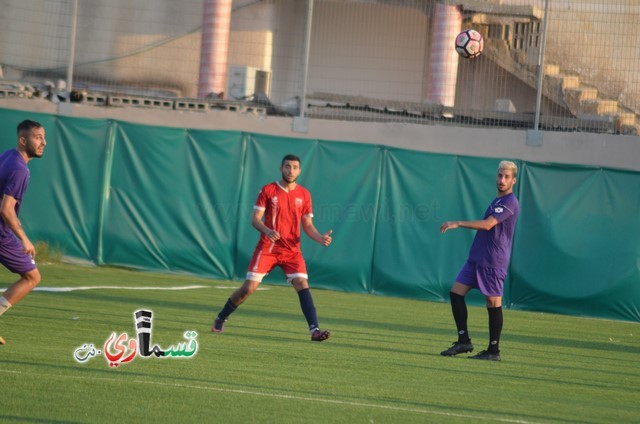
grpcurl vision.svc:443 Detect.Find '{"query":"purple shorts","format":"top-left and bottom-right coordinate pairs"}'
top-left (0, 235), bottom-right (37, 275)
top-left (456, 260), bottom-right (506, 297)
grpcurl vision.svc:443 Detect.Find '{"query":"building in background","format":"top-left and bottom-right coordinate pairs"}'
top-left (0, 0), bottom-right (638, 133)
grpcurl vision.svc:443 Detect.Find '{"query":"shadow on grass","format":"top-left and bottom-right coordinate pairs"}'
top-left (507, 333), bottom-right (639, 355)
top-left (0, 416), bottom-right (82, 424)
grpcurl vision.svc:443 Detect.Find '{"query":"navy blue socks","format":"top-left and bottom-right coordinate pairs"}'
top-left (297, 288), bottom-right (319, 331)
top-left (487, 306), bottom-right (503, 353)
top-left (450, 292), bottom-right (470, 343)
top-left (218, 298), bottom-right (238, 321)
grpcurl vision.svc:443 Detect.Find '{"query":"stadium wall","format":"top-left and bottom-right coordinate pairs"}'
top-left (0, 104), bottom-right (638, 322)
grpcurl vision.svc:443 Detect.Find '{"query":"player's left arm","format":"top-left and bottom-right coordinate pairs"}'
top-left (301, 216), bottom-right (332, 246)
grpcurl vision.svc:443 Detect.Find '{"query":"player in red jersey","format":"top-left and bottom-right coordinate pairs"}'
top-left (212, 154), bottom-right (333, 341)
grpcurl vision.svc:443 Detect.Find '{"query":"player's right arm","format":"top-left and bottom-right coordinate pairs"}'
top-left (251, 208), bottom-right (280, 241)
top-left (440, 217), bottom-right (498, 233)
top-left (0, 194), bottom-right (35, 256)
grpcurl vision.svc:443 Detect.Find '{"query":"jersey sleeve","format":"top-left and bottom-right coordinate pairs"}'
top-left (253, 186), bottom-right (268, 211)
top-left (492, 197), bottom-right (518, 224)
top-left (3, 168), bottom-right (29, 201)
top-left (302, 190), bottom-right (313, 218)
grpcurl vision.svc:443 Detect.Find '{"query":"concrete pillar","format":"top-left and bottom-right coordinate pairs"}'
top-left (198, 0), bottom-right (233, 98)
top-left (425, 3), bottom-right (462, 108)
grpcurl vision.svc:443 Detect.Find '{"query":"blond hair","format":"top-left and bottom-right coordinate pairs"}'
top-left (498, 160), bottom-right (518, 177)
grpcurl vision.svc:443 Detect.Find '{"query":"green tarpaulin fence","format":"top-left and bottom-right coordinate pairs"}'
top-left (1, 109), bottom-right (638, 321)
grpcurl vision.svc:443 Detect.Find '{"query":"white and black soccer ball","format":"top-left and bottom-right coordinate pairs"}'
top-left (455, 29), bottom-right (484, 59)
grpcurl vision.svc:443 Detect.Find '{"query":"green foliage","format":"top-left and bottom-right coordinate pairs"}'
top-left (1, 263), bottom-right (638, 423)
top-left (33, 240), bottom-right (64, 264)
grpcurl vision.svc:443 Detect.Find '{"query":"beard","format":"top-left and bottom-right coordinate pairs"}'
top-left (282, 172), bottom-right (297, 183)
top-left (497, 183), bottom-right (511, 194)
top-left (25, 144), bottom-right (44, 158)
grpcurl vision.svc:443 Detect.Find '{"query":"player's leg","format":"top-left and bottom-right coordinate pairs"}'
top-left (229, 279), bottom-right (260, 305)
top-left (284, 254), bottom-right (329, 341)
top-left (469, 266), bottom-right (505, 361)
top-left (0, 269), bottom-right (41, 313)
top-left (212, 279), bottom-right (262, 333)
top-left (450, 281), bottom-right (472, 340)
top-left (441, 261), bottom-right (475, 356)
top-left (291, 278), bottom-right (330, 342)
top-left (486, 295), bottom-right (503, 352)
top-left (290, 276), bottom-right (314, 328)
top-left (212, 247), bottom-right (276, 333)
top-left (0, 241), bottom-right (41, 345)
top-left (0, 237), bottom-right (41, 318)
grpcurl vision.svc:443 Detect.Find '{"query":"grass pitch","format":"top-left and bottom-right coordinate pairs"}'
top-left (1, 262), bottom-right (638, 423)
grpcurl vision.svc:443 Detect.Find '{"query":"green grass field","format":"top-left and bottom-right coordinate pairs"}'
top-left (1, 262), bottom-right (638, 423)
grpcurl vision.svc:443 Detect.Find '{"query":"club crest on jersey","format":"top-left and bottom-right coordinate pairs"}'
top-left (272, 196), bottom-right (279, 205)
top-left (495, 206), bottom-right (504, 213)
top-left (295, 198), bottom-right (303, 208)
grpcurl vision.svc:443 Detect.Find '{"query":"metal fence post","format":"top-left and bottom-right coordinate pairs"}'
top-left (66, 0), bottom-right (79, 101)
top-left (293, 0), bottom-right (314, 133)
top-left (533, 0), bottom-right (550, 131)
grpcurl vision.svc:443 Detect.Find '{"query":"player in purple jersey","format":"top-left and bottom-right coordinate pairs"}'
top-left (0, 120), bottom-right (47, 345)
top-left (439, 161), bottom-right (520, 361)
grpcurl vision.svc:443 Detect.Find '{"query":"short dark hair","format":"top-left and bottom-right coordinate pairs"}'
top-left (17, 120), bottom-right (43, 135)
top-left (281, 154), bottom-right (301, 166)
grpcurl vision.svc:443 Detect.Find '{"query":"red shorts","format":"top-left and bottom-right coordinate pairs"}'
top-left (246, 245), bottom-right (308, 283)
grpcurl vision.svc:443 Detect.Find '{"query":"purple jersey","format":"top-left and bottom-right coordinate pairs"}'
top-left (0, 149), bottom-right (30, 240)
top-left (468, 192), bottom-right (519, 270)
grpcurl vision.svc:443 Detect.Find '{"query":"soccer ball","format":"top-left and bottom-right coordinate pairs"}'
top-left (455, 29), bottom-right (484, 59)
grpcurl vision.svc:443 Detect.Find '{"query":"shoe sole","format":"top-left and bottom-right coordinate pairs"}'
top-left (440, 347), bottom-right (473, 356)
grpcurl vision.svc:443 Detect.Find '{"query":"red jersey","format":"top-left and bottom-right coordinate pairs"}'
top-left (254, 181), bottom-right (313, 252)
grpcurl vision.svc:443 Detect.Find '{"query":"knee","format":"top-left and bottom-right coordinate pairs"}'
top-left (291, 278), bottom-right (309, 292)
top-left (24, 269), bottom-right (41, 287)
top-left (236, 281), bottom-right (258, 300)
top-left (451, 282), bottom-right (470, 297)
top-left (485, 296), bottom-right (502, 308)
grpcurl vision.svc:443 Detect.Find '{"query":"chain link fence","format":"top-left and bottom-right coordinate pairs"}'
top-left (1, 0), bottom-right (638, 134)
